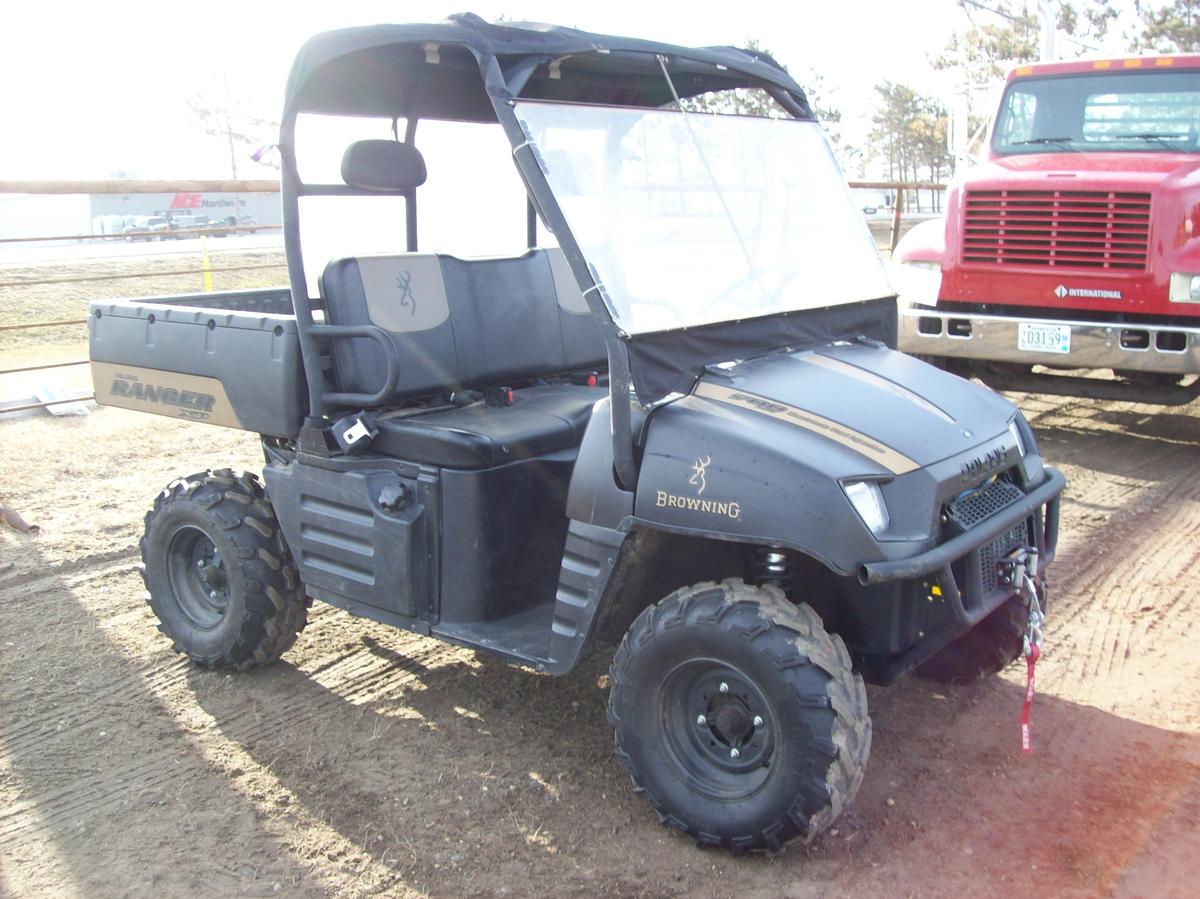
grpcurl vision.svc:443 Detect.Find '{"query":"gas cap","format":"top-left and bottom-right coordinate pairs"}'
top-left (378, 483), bottom-right (412, 513)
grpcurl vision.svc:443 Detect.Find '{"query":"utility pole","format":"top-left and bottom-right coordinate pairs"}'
top-left (219, 73), bottom-right (243, 227)
top-left (1038, 0), bottom-right (1057, 60)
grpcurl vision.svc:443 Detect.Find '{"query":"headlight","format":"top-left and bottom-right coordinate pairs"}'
top-left (1008, 418), bottom-right (1027, 457)
top-left (1169, 273), bottom-right (1200, 303)
top-left (844, 481), bottom-right (889, 535)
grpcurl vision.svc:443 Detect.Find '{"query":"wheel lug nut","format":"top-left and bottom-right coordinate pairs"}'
top-left (729, 747), bottom-right (740, 759)
top-left (719, 682), bottom-right (729, 693)
top-left (753, 716), bottom-right (764, 727)
top-left (197, 560), bottom-right (205, 568)
top-left (209, 590), bottom-right (217, 599)
top-left (696, 714), bottom-right (707, 726)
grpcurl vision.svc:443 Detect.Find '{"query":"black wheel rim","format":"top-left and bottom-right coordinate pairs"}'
top-left (659, 659), bottom-right (777, 801)
top-left (166, 525), bottom-right (230, 630)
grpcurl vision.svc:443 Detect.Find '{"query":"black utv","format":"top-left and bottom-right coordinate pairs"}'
top-left (89, 14), bottom-right (1064, 854)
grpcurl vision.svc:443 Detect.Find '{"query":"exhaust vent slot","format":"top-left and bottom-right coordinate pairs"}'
top-left (1156, 331), bottom-right (1186, 353)
top-left (1120, 329), bottom-right (1149, 351)
top-left (918, 316), bottom-right (943, 335)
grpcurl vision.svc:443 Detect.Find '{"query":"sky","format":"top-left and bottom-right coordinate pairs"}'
top-left (1, 0), bottom-right (1143, 181)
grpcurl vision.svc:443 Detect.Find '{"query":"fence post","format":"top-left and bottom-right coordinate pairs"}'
top-left (201, 236), bottom-right (214, 292)
top-left (890, 190), bottom-right (905, 254)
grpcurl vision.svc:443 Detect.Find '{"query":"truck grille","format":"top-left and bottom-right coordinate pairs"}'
top-left (962, 189), bottom-right (1151, 271)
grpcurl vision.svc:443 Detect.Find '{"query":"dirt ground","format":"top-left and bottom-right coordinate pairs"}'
top-left (2, 237), bottom-right (1199, 897)
top-left (0, 387), bottom-right (1198, 898)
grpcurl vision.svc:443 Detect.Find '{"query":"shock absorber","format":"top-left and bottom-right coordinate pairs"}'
top-left (754, 545), bottom-right (790, 588)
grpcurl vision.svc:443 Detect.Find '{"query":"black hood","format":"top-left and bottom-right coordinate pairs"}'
top-left (692, 342), bottom-right (1017, 473)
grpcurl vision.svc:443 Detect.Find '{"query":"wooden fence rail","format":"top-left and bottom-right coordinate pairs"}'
top-left (1, 178), bottom-right (945, 414)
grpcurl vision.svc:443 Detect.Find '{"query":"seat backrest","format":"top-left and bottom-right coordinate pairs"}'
top-left (320, 248), bottom-right (605, 402)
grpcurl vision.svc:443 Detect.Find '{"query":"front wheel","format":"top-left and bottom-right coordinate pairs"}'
top-left (608, 578), bottom-right (871, 854)
top-left (140, 469), bottom-right (309, 670)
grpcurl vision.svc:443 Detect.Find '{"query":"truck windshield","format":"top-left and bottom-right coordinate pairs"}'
top-left (993, 70), bottom-right (1200, 155)
top-left (514, 101), bottom-right (892, 335)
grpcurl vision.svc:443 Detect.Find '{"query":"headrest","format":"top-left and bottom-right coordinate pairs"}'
top-left (341, 140), bottom-right (427, 192)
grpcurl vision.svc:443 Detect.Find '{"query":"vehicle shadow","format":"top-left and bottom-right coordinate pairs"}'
top-left (0, 544), bottom-right (351, 898)
top-left (1027, 405), bottom-right (1199, 484)
top-left (186, 622), bottom-right (1200, 899)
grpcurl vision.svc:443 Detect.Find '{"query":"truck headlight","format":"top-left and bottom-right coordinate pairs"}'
top-left (1008, 419), bottom-right (1027, 457)
top-left (844, 481), bottom-right (889, 535)
top-left (1169, 273), bottom-right (1200, 303)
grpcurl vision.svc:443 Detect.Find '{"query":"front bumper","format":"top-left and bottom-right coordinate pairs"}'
top-left (899, 307), bottom-right (1200, 376)
top-left (860, 466), bottom-right (1064, 586)
top-left (858, 466), bottom-right (1064, 684)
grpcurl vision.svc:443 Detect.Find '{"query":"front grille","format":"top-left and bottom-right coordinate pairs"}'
top-left (962, 189), bottom-right (1151, 271)
top-left (946, 478), bottom-right (1024, 530)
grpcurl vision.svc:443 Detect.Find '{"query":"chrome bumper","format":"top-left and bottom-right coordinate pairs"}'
top-left (899, 307), bottom-right (1200, 375)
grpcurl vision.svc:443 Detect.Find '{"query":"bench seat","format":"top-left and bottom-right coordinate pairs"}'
top-left (373, 383), bottom-right (603, 468)
top-left (321, 248), bottom-right (605, 399)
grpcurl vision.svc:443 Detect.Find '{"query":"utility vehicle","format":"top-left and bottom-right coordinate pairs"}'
top-left (894, 54), bottom-right (1200, 404)
top-left (89, 15), bottom-right (1064, 854)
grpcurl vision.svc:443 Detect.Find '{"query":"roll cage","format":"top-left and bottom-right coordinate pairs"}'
top-left (278, 13), bottom-right (817, 489)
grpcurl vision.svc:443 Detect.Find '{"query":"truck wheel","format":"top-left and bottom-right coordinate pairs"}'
top-left (139, 469), bottom-right (308, 670)
top-left (916, 593), bottom-right (1032, 684)
top-left (608, 578), bottom-right (870, 854)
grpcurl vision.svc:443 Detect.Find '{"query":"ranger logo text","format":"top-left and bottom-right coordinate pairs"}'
top-left (111, 376), bottom-right (216, 419)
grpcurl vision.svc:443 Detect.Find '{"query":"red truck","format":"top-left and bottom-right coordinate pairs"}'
top-left (894, 54), bottom-right (1200, 404)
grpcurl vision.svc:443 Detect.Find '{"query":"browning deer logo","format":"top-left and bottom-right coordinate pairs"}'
top-left (396, 270), bottom-right (417, 316)
top-left (689, 455), bottom-right (711, 496)
top-left (655, 455), bottom-right (741, 520)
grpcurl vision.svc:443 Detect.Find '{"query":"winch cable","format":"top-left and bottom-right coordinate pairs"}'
top-left (1017, 555), bottom-right (1046, 754)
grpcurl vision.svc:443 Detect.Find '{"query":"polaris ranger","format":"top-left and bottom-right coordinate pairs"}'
top-left (89, 15), bottom-right (1064, 854)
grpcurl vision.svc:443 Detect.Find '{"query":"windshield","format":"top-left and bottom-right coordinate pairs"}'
top-left (993, 70), bottom-right (1200, 155)
top-left (514, 101), bottom-right (892, 335)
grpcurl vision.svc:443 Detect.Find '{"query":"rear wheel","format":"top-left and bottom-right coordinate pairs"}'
top-left (140, 469), bottom-right (308, 670)
top-left (608, 578), bottom-right (870, 854)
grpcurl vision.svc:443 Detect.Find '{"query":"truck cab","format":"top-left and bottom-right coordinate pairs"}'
top-left (895, 55), bottom-right (1200, 403)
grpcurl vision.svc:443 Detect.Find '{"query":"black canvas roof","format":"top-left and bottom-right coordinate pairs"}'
top-left (283, 12), bottom-right (812, 121)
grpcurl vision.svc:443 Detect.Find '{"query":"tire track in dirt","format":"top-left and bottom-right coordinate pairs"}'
top-left (0, 566), bottom-right (435, 895)
top-left (0, 599), bottom-right (461, 765)
top-left (978, 397), bottom-right (1200, 795)
top-left (151, 637), bottom-right (471, 758)
top-left (1054, 479), bottom-right (1200, 697)
top-left (1016, 397), bottom-right (1200, 732)
top-left (0, 548), bottom-right (137, 591)
top-left (2, 661), bottom-right (416, 896)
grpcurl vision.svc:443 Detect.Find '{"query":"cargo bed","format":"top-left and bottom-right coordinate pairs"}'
top-left (88, 287), bottom-right (305, 438)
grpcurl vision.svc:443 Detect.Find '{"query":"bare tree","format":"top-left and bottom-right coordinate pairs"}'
top-left (186, 74), bottom-right (280, 178)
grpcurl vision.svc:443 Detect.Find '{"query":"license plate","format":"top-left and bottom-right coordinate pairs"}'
top-left (1017, 322), bottom-right (1071, 354)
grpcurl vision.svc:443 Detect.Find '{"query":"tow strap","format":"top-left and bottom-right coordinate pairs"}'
top-left (1003, 549), bottom-right (1045, 755)
top-left (1021, 643), bottom-right (1040, 754)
